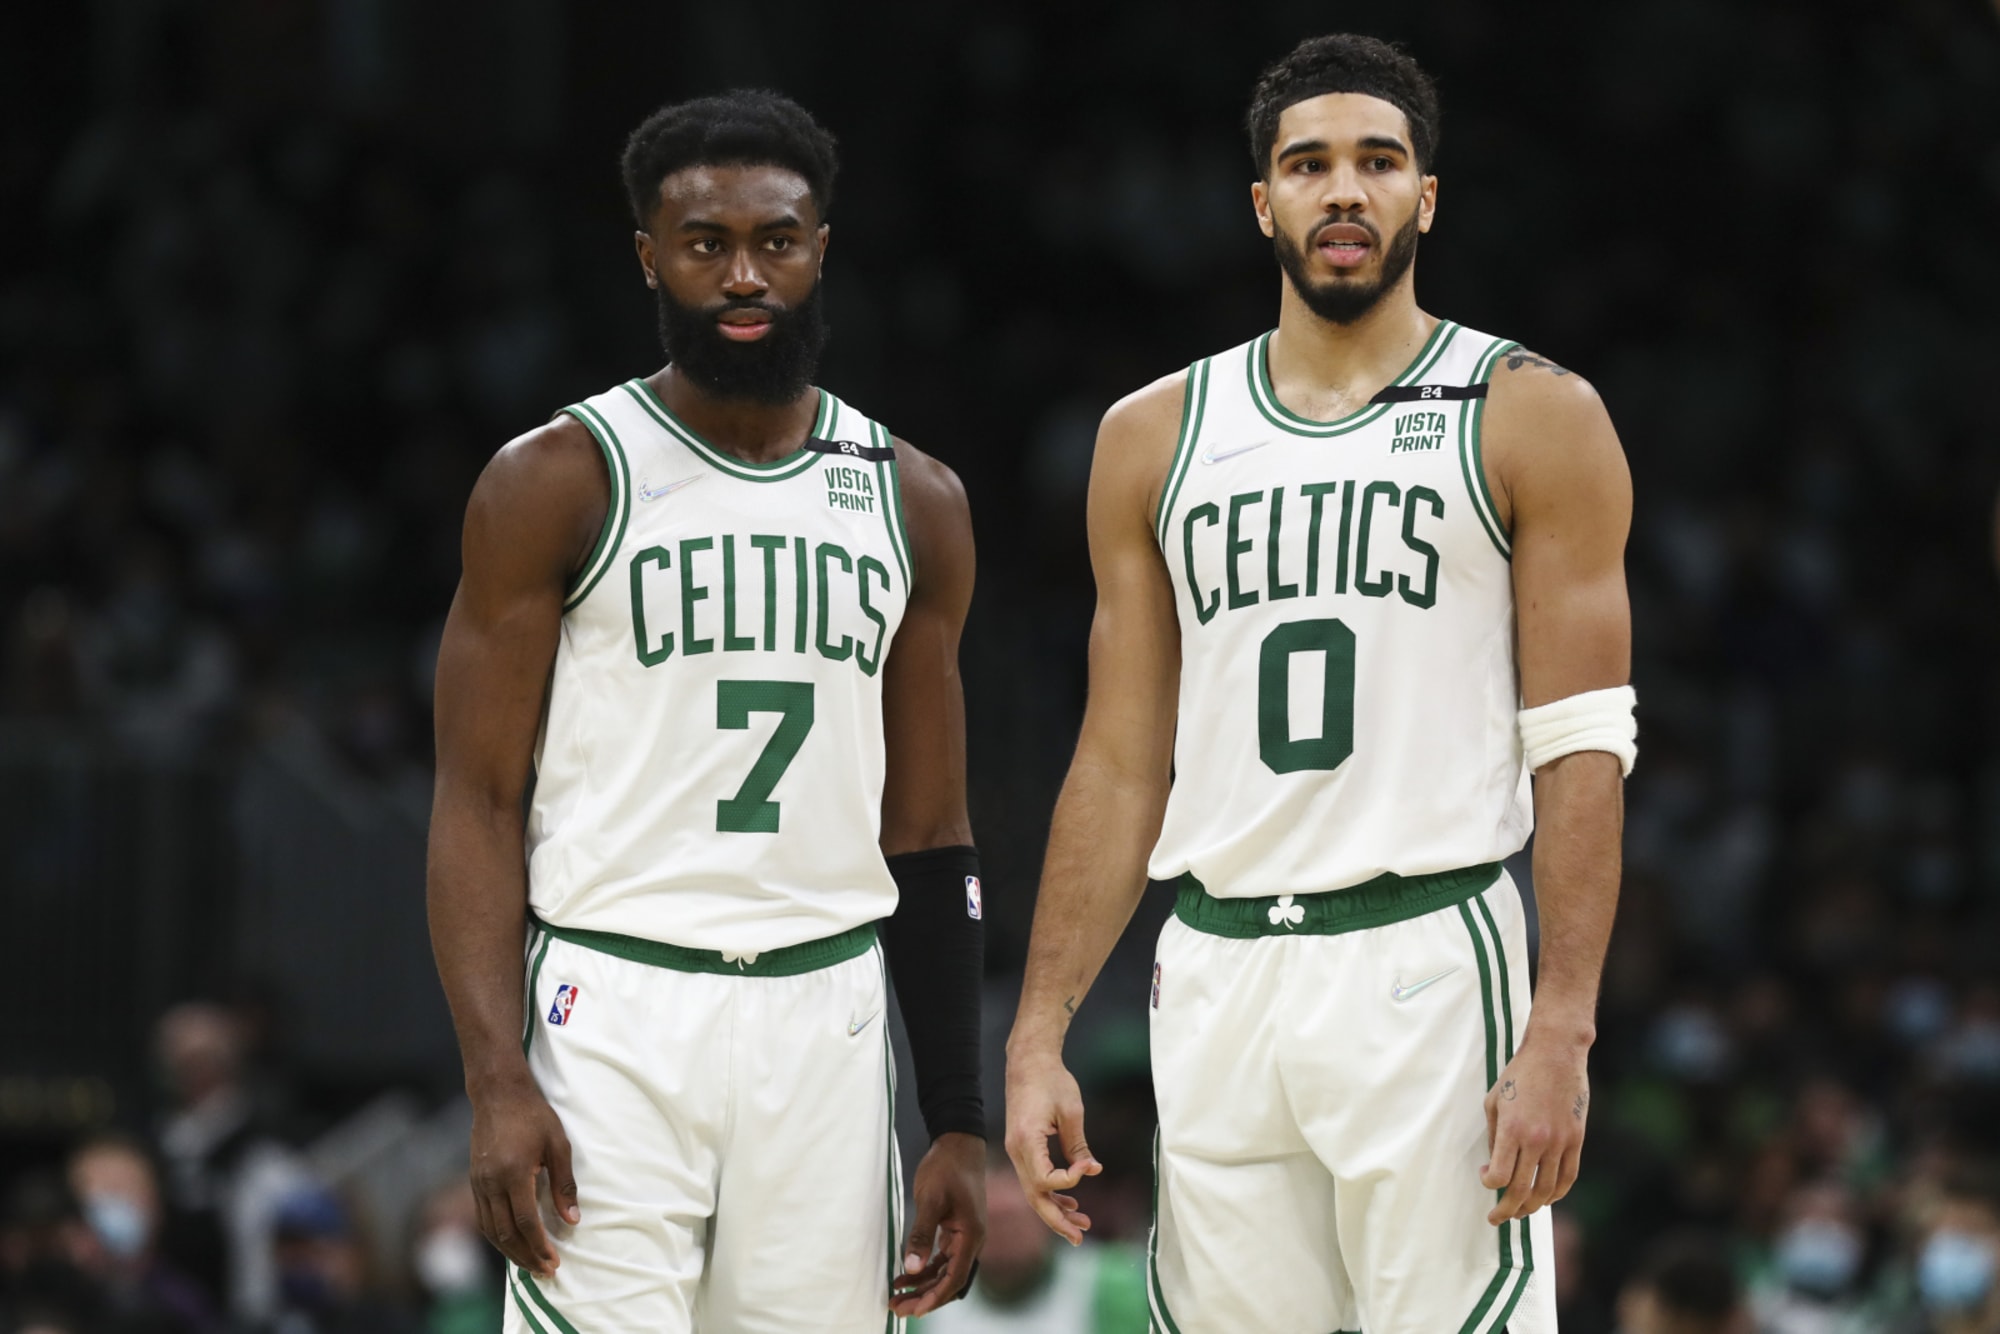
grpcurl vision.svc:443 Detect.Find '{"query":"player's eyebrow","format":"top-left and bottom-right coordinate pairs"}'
top-left (1357, 135), bottom-right (1410, 157)
top-left (675, 214), bottom-right (807, 234)
top-left (1275, 137), bottom-right (1330, 163)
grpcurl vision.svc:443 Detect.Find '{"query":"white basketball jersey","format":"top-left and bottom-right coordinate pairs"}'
top-left (1147, 322), bottom-right (1532, 896)
top-left (526, 379), bottom-right (912, 952)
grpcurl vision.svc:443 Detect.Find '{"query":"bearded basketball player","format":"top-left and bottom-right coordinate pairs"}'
top-left (1006, 35), bottom-right (1634, 1334)
top-left (429, 91), bottom-right (987, 1332)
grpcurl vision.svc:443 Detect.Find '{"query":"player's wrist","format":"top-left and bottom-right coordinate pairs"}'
top-left (463, 1053), bottom-right (539, 1102)
top-left (1521, 1005), bottom-right (1598, 1051)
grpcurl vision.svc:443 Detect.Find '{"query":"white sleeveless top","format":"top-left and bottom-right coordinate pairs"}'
top-left (1147, 322), bottom-right (1533, 896)
top-left (526, 379), bottom-right (912, 952)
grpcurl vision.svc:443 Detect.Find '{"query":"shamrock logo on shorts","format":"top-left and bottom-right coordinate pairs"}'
top-left (721, 950), bottom-right (760, 970)
top-left (1268, 894), bottom-right (1305, 929)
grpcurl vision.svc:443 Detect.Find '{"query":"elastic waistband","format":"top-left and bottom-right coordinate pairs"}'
top-left (530, 916), bottom-right (876, 977)
top-left (1174, 863), bottom-right (1502, 939)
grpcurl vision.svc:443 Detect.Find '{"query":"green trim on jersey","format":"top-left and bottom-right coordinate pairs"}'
top-left (623, 379), bottom-right (829, 482)
top-left (1146, 1130), bottom-right (1185, 1334)
top-left (513, 1268), bottom-right (578, 1334)
top-left (508, 1268), bottom-right (552, 1333)
top-left (871, 421), bottom-right (915, 594)
top-left (1458, 339), bottom-right (1517, 560)
top-left (520, 928), bottom-right (554, 1056)
top-left (1153, 359), bottom-right (1212, 549)
top-left (876, 945), bottom-right (906, 1334)
top-left (529, 915), bottom-right (875, 977)
top-left (1174, 863), bottom-right (1500, 939)
top-left (1246, 321), bottom-right (1458, 438)
top-left (558, 402), bottom-right (633, 611)
top-left (1455, 893), bottom-right (1535, 1334)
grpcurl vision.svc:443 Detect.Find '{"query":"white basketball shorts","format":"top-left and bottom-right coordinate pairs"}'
top-left (1146, 865), bottom-right (1555, 1334)
top-left (503, 918), bottom-right (905, 1334)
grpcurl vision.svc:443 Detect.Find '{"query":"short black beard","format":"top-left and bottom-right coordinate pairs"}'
top-left (1273, 207), bottom-right (1421, 326)
top-left (654, 281), bottom-right (827, 407)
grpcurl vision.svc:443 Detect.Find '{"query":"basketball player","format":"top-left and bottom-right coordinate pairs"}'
top-left (1005, 35), bottom-right (1633, 1334)
top-left (428, 92), bottom-right (986, 1331)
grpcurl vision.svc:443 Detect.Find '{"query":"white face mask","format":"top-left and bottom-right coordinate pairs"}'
top-left (84, 1193), bottom-right (150, 1260)
top-left (1775, 1218), bottom-right (1863, 1297)
top-left (414, 1227), bottom-right (488, 1296)
top-left (1918, 1229), bottom-right (1997, 1312)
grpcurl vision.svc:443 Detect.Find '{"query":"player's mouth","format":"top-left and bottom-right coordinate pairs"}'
top-left (716, 310), bottom-right (775, 341)
top-left (1314, 221), bottom-right (1375, 270)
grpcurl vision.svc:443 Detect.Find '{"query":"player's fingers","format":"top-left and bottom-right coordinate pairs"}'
top-left (472, 1184), bottom-right (500, 1253)
top-left (1054, 1100), bottom-right (1101, 1184)
top-left (1023, 1186), bottom-right (1088, 1244)
top-left (898, 1227), bottom-right (978, 1316)
top-left (1551, 1143), bottom-right (1583, 1204)
top-left (1480, 1118), bottom-right (1519, 1192)
top-left (504, 1175), bottom-right (557, 1276)
top-left (1489, 1132), bottom-right (1542, 1224)
top-left (901, 1193), bottom-right (944, 1278)
top-left (1522, 1144), bottom-right (1564, 1214)
top-left (545, 1124), bottom-right (581, 1226)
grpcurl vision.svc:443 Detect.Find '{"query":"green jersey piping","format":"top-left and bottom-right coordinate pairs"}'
top-left (1246, 320), bottom-right (1458, 438)
top-left (1458, 339), bottom-right (1517, 560)
top-left (1153, 359), bottom-right (1211, 550)
top-left (622, 379), bottom-right (830, 482)
top-left (559, 401), bottom-right (633, 610)
top-left (870, 421), bottom-right (915, 594)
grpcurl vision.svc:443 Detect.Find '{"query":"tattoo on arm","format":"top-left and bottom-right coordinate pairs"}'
top-left (1062, 996), bottom-right (1076, 1015)
top-left (1573, 1092), bottom-right (1588, 1121)
top-left (1503, 349), bottom-right (1572, 377)
top-left (1500, 1079), bottom-right (1517, 1101)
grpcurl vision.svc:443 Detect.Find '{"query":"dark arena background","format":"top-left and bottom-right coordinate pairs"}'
top-left (5, 3), bottom-right (2000, 1332)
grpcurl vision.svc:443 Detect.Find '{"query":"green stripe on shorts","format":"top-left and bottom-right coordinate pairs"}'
top-left (529, 917), bottom-right (876, 977)
top-left (1174, 863), bottom-right (1500, 938)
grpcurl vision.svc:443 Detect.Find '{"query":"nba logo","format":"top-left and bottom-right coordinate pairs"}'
top-left (1151, 963), bottom-right (1162, 1010)
top-left (548, 984), bottom-right (578, 1026)
top-left (964, 876), bottom-right (983, 921)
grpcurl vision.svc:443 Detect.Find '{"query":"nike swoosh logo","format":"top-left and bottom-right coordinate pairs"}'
top-left (1390, 967), bottom-right (1459, 1002)
top-left (1200, 440), bottom-right (1271, 465)
top-left (637, 475), bottom-right (702, 502)
top-left (847, 1012), bottom-right (878, 1037)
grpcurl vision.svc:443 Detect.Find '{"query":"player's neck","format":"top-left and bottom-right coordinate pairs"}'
top-left (649, 366), bottom-right (821, 465)
top-left (1268, 278), bottom-right (1435, 415)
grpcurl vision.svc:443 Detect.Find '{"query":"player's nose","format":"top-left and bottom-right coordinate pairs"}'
top-left (1318, 162), bottom-right (1368, 213)
top-left (721, 249), bottom-right (767, 297)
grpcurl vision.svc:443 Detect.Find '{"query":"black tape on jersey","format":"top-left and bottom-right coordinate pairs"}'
top-left (882, 845), bottom-right (986, 1141)
top-left (805, 436), bottom-right (897, 462)
top-left (1369, 382), bottom-right (1489, 404)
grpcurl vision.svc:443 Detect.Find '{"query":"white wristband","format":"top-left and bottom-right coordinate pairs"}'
top-left (1518, 685), bottom-right (1637, 777)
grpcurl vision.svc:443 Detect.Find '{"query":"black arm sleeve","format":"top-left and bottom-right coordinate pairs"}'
top-left (881, 845), bottom-right (986, 1141)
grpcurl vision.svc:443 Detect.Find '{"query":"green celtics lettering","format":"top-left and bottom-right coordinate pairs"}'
top-left (629, 532), bottom-right (892, 675)
top-left (1181, 479), bottom-right (1444, 625)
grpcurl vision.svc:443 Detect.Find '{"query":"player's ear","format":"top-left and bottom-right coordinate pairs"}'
top-left (816, 223), bottom-right (830, 265)
top-left (1418, 174), bottom-right (1438, 235)
top-left (1250, 179), bottom-right (1275, 239)
top-left (635, 230), bottom-right (659, 288)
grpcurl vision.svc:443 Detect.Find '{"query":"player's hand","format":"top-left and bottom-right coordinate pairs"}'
top-left (1481, 1028), bottom-right (1590, 1225)
top-left (890, 1131), bottom-right (987, 1317)
top-left (1003, 1047), bottom-right (1100, 1244)
top-left (469, 1073), bottom-right (579, 1279)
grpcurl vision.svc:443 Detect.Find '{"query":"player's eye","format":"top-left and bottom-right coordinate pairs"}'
top-left (767, 236), bottom-right (792, 251)
top-left (693, 238), bottom-right (720, 254)
top-left (1296, 158), bottom-right (1323, 174)
top-left (1367, 156), bottom-right (1394, 172)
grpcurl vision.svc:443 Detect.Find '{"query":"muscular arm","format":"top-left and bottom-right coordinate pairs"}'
top-left (1004, 373), bottom-right (1185, 1242)
top-left (427, 415), bottom-right (606, 1276)
top-left (1478, 350), bottom-right (1632, 1223)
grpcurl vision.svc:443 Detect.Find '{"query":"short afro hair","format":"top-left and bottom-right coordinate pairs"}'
top-left (621, 89), bottom-right (839, 229)
top-left (1246, 34), bottom-right (1441, 177)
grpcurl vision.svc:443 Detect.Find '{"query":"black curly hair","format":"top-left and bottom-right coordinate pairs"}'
top-left (620, 90), bottom-right (839, 230)
top-left (1245, 35), bottom-right (1441, 177)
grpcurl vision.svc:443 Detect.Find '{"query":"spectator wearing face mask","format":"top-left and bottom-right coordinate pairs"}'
top-left (1897, 1170), bottom-right (2000, 1334)
top-left (406, 1180), bottom-right (499, 1334)
top-left (66, 1135), bottom-right (221, 1334)
top-left (267, 1186), bottom-right (416, 1334)
top-left (1614, 1232), bottom-right (1750, 1334)
top-left (1751, 1179), bottom-right (1888, 1334)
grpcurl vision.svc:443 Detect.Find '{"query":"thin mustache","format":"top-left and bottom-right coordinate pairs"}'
top-left (1311, 216), bottom-right (1381, 247)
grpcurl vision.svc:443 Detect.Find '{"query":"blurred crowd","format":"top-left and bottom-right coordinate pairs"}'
top-left (6, 1), bottom-right (2000, 1332)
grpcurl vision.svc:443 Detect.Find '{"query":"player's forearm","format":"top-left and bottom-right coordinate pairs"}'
top-left (1523, 750), bottom-right (1624, 1047)
top-left (427, 790), bottom-right (535, 1096)
top-left (1008, 755), bottom-right (1166, 1056)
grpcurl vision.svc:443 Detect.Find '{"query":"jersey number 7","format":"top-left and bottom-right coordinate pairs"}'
top-left (715, 680), bottom-right (815, 833)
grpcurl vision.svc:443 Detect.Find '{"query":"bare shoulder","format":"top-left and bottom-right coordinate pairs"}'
top-left (1484, 347), bottom-right (1611, 437)
top-left (465, 413), bottom-right (609, 579)
top-left (1099, 367), bottom-right (1189, 457)
top-left (890, 436), bottom-right (974, 608)
top-left (1482, 347), bottom-right (1627, 519)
